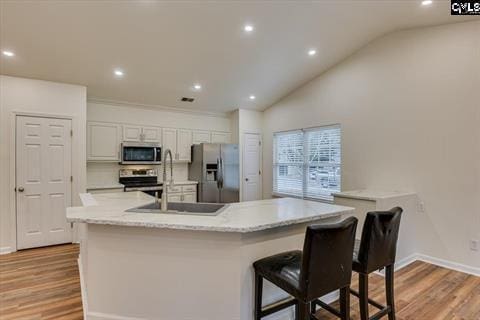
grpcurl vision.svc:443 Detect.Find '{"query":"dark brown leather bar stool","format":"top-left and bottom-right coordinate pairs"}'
top-left (350, 207), bottom-right (403, 320)
top-left (253, 217), bottom-right (358, 320)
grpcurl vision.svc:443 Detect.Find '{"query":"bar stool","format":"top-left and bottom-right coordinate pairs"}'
top-left (350, 207), bottom-right (403, 320)
top-left (253, 217), bottom-right (358, 320)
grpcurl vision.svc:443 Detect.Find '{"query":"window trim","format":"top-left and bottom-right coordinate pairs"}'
top-left (272, 124), bottom-right (341, 203)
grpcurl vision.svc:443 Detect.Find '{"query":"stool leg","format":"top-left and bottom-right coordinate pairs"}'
top-left (254, 272), bottom-right (263, 320)
top-left (359, 273), bottom-right (369, 320)
top-left (340, 286), bottom-right (350, 320)
top-left (385, 265), bottom-right (396, 320)
top-left (295, 301), bottom-right (310, 320)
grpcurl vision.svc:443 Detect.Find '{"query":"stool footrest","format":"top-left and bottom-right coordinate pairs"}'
top-left (312, 299), bottom-right (342, 318)
top-left (260, 297), bottom-right (296, 318)
top-left (350, 288), bottom-right (391, 320)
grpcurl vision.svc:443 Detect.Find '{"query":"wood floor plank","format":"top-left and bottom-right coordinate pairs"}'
top-left (1, 244), bottom-right (479, 319)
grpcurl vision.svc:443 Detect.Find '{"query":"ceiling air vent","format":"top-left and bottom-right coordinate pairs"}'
top-left (181, 97), bottom-right (195, 102)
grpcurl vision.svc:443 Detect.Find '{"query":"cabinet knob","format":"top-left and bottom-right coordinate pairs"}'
top-left (245, 178), bottom-right (249, 182)
top-left (18, 187), bottom-right (25, 192)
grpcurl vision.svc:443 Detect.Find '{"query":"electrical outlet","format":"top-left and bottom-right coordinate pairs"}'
top-left (418, 201), bottom-right (425, 213)
top-left (470, 239), bottom-right (479, 252)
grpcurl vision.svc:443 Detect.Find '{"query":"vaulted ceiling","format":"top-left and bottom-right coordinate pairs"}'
top-left (0, 1), bottom-right (473, 112)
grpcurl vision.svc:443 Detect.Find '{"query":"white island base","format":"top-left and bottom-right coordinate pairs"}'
top-left (69, 193), bottom-right (353, 320)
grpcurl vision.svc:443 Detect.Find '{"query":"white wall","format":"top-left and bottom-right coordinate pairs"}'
top-left (87, 101), bottom-right (232, 186)
top-left (262, 21), bottom-right (480, 269)
top-left (0, 75), bottom-right (87, 253)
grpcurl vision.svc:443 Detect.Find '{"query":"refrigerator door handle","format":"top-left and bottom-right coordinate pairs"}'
top-left (218, 157), bottom-right (224, 189)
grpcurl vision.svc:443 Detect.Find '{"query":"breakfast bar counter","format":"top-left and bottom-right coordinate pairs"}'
top-left (68, 192), bottom-right (354, 320)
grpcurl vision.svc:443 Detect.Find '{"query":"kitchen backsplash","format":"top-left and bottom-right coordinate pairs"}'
top-left (87, 162), bottom-right (189, 187)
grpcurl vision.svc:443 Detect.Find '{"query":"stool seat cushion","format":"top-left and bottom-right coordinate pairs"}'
top-left (253, 250), bottom-right (303, 298)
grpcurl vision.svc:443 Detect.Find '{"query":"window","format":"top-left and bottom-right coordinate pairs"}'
top-left (273, 125), bottom-right (341, 201)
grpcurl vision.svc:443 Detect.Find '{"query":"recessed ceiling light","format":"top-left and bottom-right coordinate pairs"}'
top-left (244, 24), bottom-right (254, 33)
top-left (308, 49), bottom-right (317, 56)
top-left (114, 69), bottom-right (124, 77)
top-left (2, 50), bottom-right (15, 57)
top-left (193, 84), bottom-right (202, 91)
top-left (249, 95), bottom-right (256, 100)
top-left (421, 0), bottom-right (433, 5)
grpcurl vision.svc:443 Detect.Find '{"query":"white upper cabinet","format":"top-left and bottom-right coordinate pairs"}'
top-left (142, 127), bottom-right (161, 142)
top-left (123, 125), bottom-right (142, 141)
top-left (211, 132), bottom-right (231, 144)
top-left (87, 122), bottom-right (121, 161)
top-left (162, 128), bottom-right (177, 157)
top-left (177, 129), bottom-right (192, 162)
top-left (123, 125), bottom-right (161, 143)
top-left (192, 130), bottom-right (211, 144)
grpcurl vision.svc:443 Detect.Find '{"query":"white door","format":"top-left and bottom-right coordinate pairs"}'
top-left (242, 133), bottom-right (262, 201)
top-left (16, 116), bottom-right (72, 249)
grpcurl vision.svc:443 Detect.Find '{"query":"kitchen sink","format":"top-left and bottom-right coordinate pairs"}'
top-left (126, 202), bottom-right (227, 216)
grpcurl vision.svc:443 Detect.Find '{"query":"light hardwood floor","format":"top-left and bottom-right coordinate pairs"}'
top-left (0, 244), bottom-right (479, 319)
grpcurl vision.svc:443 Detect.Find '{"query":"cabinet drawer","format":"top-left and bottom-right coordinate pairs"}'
top-left (167, 185), bottom-right (182, 193)
top-left (182, 185), bottom-right (196, 192)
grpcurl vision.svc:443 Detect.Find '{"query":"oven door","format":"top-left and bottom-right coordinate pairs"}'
top-left (121, 144), bottom-right (161, 164)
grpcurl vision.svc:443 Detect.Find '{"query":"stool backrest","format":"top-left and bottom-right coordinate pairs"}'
top-left (357, 207), bottom-right (403, 273)
top-left (300, 216), bottom-right (358, 300)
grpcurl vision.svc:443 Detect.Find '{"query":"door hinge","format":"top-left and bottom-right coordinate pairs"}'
top-left (259, 141), bottom-right (261, 146)
top-left (70, 129), bottom-right (73, 137)
top-left (70, 176), bottom-right (73, 182)
top-left (259, 170), bottom-right (262, 175)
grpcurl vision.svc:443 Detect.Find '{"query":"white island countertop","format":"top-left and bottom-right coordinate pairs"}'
top-left (67, 191), bottom-right (354, 233)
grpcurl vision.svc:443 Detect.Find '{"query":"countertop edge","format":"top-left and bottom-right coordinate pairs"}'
top-left (67, 209), bottom-right (353, 233)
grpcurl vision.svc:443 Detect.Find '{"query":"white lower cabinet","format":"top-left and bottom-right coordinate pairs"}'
top-left (167, 194), bottom-right (182, 202)
top-left (166, 184), bottom-right (197, 203)
top-left (182, 193), bottom-right (196, 203)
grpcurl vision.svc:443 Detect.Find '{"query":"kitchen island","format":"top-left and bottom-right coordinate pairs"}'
top-left (67, 192), bottom-right (354, 320)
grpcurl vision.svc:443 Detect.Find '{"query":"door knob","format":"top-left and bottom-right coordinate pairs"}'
top-left (18, 187), bottom-right (25, 192)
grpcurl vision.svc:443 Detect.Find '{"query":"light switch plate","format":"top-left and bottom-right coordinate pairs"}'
top-left (470, 239), bottom-right (479, 251)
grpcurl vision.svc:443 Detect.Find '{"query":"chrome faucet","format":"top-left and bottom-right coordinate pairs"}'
top-left (160, 149), bottom-right (174, 211)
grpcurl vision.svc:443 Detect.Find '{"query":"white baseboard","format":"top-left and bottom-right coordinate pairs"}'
top-left (87, 312), bottom-right (145, 320)
top-left (416, 254), bottom-right (480, 277)
top-left (0, 246), bottom-right (14, 255)
top-left (78, 256), bottom-right (88, 320)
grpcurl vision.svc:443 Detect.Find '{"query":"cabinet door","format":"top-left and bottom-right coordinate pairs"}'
top-left (192, 130), bottom-right (211, 144)
top-left (142, 127), bottom-right (161, 143)
top-left (123, 125), bottom-right (142, 142)
top-left (182, 192), bottom-right (197, 203)
top-left (211, 132), bottom-right (231, 143)
top-left (167, 193), bottom-right (182, 203)
top-left (162, 128), bottom-right (177, 156)
top-left (87, 122), bottom-right (121, 161)
top-left (177, 129), bottom-right (192, 162)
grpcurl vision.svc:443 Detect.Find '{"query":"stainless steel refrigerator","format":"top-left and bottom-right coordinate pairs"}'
top-left (189, 143), bottom-right (239, 203)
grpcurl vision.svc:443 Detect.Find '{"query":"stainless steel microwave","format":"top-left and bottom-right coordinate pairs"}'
top-left (120, 142), bottom-right (161, 165)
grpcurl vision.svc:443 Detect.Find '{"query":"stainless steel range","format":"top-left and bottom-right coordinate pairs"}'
top-left (119, 168), bottom-right (162, 196)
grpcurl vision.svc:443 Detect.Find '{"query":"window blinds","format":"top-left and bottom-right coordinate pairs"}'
top-left (273, 125), bottom-right (341, 201)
